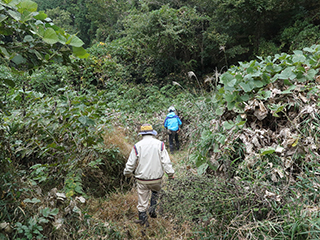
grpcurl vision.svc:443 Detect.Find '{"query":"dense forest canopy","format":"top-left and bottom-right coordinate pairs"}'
top-left (33, 0), bottom-right (320, 82)
top-left (1, 0), bottom-right (320, 239)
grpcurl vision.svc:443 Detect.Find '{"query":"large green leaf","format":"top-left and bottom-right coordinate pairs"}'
top-left (281, 85), bottom-right (296, 94)
top-left (68, 36), bottom-right (84, 47)
top-left (306, 69), bottom-right (317, 81)
top-left (227, 78), bottom-right (237, 87)
top-left (194, 153), bottom-right (206, 168)
top-left (0, 13), bottom-right (7, 22)
top-left (1, 78), bottom-right (15, 87)
top-left (43, 28), bottom-right (59, 44)
top-left (17, 0), bottom-right (38, 13)
top-left (254, 80), bottom-right (264, 88)
top-left (0, 46), bottom-right (9, 58)
top-left (239, 82), bottom-right (252, 92)
top-left (197, 163), bottom-right (209, 175)
top-left (256, 90), bottom-right (271, 100)
top-left (292, 52), bottom-right (306, 63)
top-left (33, 11), bottom-right (47, 20)
top-left (11, 54), bottom-right (26, 65)
top-left (7, 9), bottom-right (21, 21)
top-left (72, 46), bottom-right (90, 59)
top-left (35, 24), bottom-right (45, 36)
top-left (23, 35), bottom-right (34, 42)
top-left (225, 92), bottom-right (236, 103)
top-left (215, 107), bottom-right (225, 116)
top-left (240, 93), bottom-right (251, 101)
top-left (220, 72), bottom-right (234, 85)
top-left (277, 67), bottom-right (296, 80)
top-left (223, 120), bottom-right (235, 130)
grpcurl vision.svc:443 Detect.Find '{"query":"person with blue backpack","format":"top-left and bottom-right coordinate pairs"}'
top-left (164, 106), bottom-right (182, 154)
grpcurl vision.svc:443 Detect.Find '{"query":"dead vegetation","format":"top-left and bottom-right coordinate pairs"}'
top-left (103, 127), bottom-right (133, 158)
top-left (210, 77), bottom-right (320, 183)
top-left (89, 187), bottom-right (193, 239)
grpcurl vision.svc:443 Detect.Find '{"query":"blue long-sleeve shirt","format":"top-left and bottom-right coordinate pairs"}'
top-left (164, 112), bottom-right (182, 131)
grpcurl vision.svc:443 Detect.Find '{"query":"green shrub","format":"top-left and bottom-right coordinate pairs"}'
top-left (281, 20), bottom-right (320, 53)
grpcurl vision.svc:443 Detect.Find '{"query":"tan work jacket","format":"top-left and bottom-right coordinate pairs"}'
top-left (123, 135), bottom-right (174, 183)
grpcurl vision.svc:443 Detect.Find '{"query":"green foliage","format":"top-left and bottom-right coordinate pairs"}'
top-left (161, 169), bottom-right (320, 239)
top-left (0, 0), bottom-right (88, 71)
top-left (86, 0), bottom-right (131, 42)
top-left (113, 5), bottom-right (208, 82)
top-left (28, 64), bottom-right (74, 93)
top-left (30, 164), bottom-right (49, 183)
top-left (77, 42), bottom-right (129, 89)
top-left (1, 1), bottom-right (320, 238)
top-left (185, 45), bottom-right (320, 203)
top-left (0, 81), bottom-right (134, 238)
top-left (161, 175), bottom-right (272, 238)
top-left (64, 172), bottom-right (84, 198)
top-left (1, 87), bottom-right (127, 195)
top-left (0, 0), bottom-right (89, 102)
top-left (28, 0), bottom-right (320, 83)
top-left (281, 19), bottom-right (320, 53)
top-left (103, 80), bottom-right (184, 122)
top-left (15, 218), bottom-right (45, 240)
top-left (0, 160), bottom-right (20, 223)
top-left (217, 45), bottom-right (320, 113)
top-left (14, 207), bottom-right (58, 239)
top-left (35, 0), bottom-right (133, 46)
top-left (256, 38), bottom-right (282, 57)
top-left (46, 7), bottom-right (76, 35)
top-left (175, 42), bottom-right (320, 239)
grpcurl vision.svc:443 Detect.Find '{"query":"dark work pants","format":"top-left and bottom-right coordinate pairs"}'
top-left (169, 130), bottom-right (179, 153)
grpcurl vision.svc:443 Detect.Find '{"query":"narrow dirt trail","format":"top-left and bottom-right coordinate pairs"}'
top-left (90, 150), bottom-right (193, 239)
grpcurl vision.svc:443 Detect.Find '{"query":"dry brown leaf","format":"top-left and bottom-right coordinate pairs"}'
top-left (298, 93), bottom-right (308, 103)
top-left (244, 99), bottom-right (259, 112)
top-left (252, 136), bottom-right (261, 148)
top-left (240, 113), bottom-right (247, 119)
top-left (271, 88), bottom-right (282, 98)
top-left (264, 190), bottom-right (281, 202)
top-left (286, 137), bottom-right (297, 146)
top-left (274, 168), bottom-right (284, 178)
top-left (275, 146), bottom-right (284, 153)
top-left (254, 105), bottom-right (268, 120)
top-left (284, 158), bottom-right (293, 168)
top-left (244, 153), bottom-right (258, 168)
top-left (271, 173), bottom-right (278, 182)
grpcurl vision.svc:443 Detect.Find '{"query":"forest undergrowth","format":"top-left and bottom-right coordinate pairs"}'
top-left (88, 150), bottom-right (195, 240)
top-left (1, 2), bottom-right (320, 239)
top-left (2, 37), bottom-right (320, 239)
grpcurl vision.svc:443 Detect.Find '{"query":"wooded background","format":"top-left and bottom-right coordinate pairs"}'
top-left (34, 0), bottom-right (320, 83)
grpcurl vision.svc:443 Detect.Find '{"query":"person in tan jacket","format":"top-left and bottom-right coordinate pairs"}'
top-left (124, 124), bottom-right (174, 226)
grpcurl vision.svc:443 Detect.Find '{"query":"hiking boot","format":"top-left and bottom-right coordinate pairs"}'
top-left (169, 146), bottom-right (174, 154)
top-left (149, 209), bottom-right (157, 218)
top-left (148, 191), bottom-right (158, 218)
top-left (135, 211), bottom-right (149, 227)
